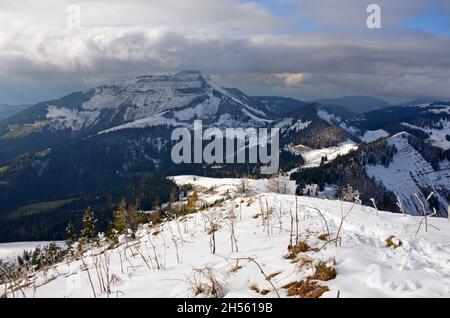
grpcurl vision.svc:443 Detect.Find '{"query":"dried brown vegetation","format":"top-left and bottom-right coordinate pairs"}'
top-left (249, 283), bottom-right (270, 296)
top-left (189, 267), bottom-right (224, 298)
top-left (282, 280), bottom-right (329, 298)
top-left (311, 262), bottom-right (336, 281)
top-left (266, 271), bottom-right (282, 281)
top-left (385, 235), bottom-right (402, 249)
top-left (284, 241), bottom-right (310, 259)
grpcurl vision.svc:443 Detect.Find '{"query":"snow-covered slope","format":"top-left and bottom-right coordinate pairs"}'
top-left (401, 119), bottom-right (450, 150)
top-left (366, 133), bottom-right (450, 217)
top-left (289, 140), bottom-right (357, 168)
top-left (317, 109), bottom-right (391, 143)
top-left (3, 176), bottom-right (450, 298)
top-left (317, 109), bottom-right (359, 135)
top-left (360, 129), bottom-right (389, 143)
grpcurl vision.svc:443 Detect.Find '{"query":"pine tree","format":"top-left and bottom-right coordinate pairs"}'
top-left (31, 246), bottom-right (42, 269)
top-left (112, 199), bottom-right (127, 234)
top-left (153, 197), bottom-right (161, 211)
top-left (127, 202), bottom-right (142, 232)
top-left (80, 208), bottom-right (97, 243)
top-left (65, 221), bottom-right (76, 246)
top-left (168, 187), bottom-right (177, 210)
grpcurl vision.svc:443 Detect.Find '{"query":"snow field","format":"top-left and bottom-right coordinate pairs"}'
top-left (2, 176), bottom-right (450, 298)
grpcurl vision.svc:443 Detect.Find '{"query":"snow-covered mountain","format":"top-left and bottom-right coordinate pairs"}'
top-left (366, 132), bottom-right (450, 217)
top-left (1, 72), bottom-right (269, 138)
top-left (0, 72), bottom-right (276, 164)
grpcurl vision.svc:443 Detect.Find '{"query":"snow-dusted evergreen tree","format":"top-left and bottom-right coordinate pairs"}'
top-left (112, 199), bottom-right (128, 234)
top-left (65, 221), bottom-right (76, 246)
top-left (111, 199), bottom-right (142, 235)
top-left (340, 185), bottom-right (361, 204)
top-left (127, 202), bottom-right (142, 233)
top-left (80, 208), bottom-right (97, 243)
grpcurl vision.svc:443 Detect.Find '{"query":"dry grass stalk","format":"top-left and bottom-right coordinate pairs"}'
top-left (225, 256), bottom-right (280, 298)
top-left (189, 267), bottom-right (225, 298)
top-left (226, 209), bottom-right (239, 253)
top-left (79, 253), bottom-right (96, 298)
top-left (93, 256), bottom-right (105, 293)
top-left (289, 205), bottom-right (294, 248)
top-left (295, 197), bottom-right (299, 245)
top-left (147, 235), bottom-right (161, 270)
top-left (396, 196), bottom-right (407, 217)
top-left (370, 198), bottom-right (379, 216)
top-left (0, 265), bottom-right (27, 298)
top-left (230, 260), bottom-right (242, 273)
top-left (203, 211), bottom-right (222, 254)
top-left (276, 201), bottom-right (283, 234)
top-left (304, 205), bottom-right (330, 244)
top-left (258, 198), bottom-right (266, 229)
top-left (414, 192), bottom-right (440, 235)
top-left (265, 197), bottom-right (271, 236)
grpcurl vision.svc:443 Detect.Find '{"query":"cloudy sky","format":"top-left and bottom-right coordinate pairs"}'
top-left (1, 0), bottom-right (450, 104)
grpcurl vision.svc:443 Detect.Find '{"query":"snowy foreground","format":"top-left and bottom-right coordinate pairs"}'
top-left (2, 176), bottom-right (450, 298)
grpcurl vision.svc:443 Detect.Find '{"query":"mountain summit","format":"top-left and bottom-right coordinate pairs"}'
top-left (0, 72), bottom-right (271, 162)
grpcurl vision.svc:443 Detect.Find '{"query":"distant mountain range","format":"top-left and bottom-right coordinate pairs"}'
top-left (0, 71), bottom-right (448, 242)
top-left (313, 96), bottom-right (391, 114)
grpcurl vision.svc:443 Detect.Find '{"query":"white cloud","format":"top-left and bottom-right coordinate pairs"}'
top-left (0, 0), bottom-right (450, 103)
top-left (289, 0), bottom-right (431, 29)
top-left (0, 0), bottom-right (284, 34)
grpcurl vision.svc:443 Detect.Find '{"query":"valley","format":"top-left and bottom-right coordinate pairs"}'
top-left (0, 72), bottom-right (449, 244)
